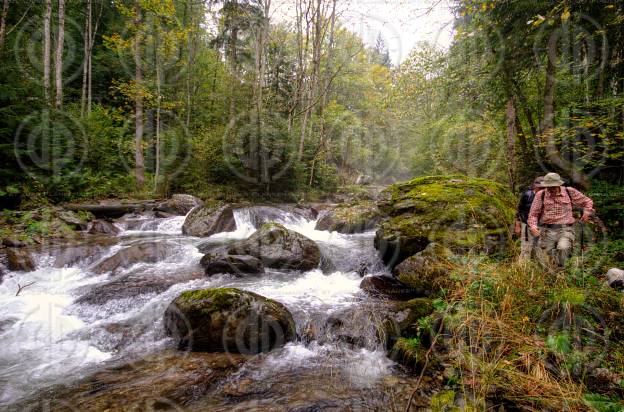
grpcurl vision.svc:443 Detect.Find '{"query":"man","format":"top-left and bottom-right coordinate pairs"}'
top-left (514, 176), bottom-right (544, 260)
top-left (527, 172), bottom-right (594, 267)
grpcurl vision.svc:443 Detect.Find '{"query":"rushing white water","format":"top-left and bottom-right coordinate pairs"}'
top-left (0, 205), bottom-right (394, 407)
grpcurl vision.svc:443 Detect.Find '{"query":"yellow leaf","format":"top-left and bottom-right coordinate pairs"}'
top-left (561, 8), bottom-right (571, 22)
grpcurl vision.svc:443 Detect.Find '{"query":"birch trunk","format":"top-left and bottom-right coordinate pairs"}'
top-left (54, 0), bottom-right (66, 109)
top-left (43, 0), bottom-right (52, 104)
top-left (134, 1), bottom-right (145, 189)
top-left (0, 0), bottom-right (9, 50)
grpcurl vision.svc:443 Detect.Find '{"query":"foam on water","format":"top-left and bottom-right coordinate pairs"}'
top-left (0, 268), bottom-right (111, 404)
top-left (0, 205), bottom-right (395, 407)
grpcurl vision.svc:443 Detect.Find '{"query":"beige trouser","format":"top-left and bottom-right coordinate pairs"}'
top-left (538, 225), bottom-right (575, 267)
top-left (519, 222), bottom-right (538, 260)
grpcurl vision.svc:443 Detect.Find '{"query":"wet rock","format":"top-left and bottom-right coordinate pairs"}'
top-left (58, 210), bottom-right (90, 230)
top-left (17, 350), bottom-right (248, 412)
top-left (360, 276), bottom-right (425, 301)
top-left (5, 248), bottom-right (36, 272)
top-left (2, 238), bottom-right (26, 248)
top-left (314, 200), bottom-right (382, 234)
top-left (157, 194), bottom-right (203, 215)
top-left (374, 175), bottom-right (515, 268)
top-left (200, 253), bottom-right (264, 277)
top-left (393, 243), bottom-right (454, 295)
top-left (384, 298), bottom-right (434, 341)
top-left (606, 268), bottom-right (624, 290)
top-left (76, 269), bottom-right (203, 305)
top-left (182, 203), bottom-right (237, 237)
top-left (90, 241), bottom-right (176, 274)
top-left (88, 220), bottom-right (120, 236)
top-left (228, 223), bottom-right (320, 271)
top-left (164, 288), bottom-right (296, 353)
top-left (50, 240), bottom-right (118, 268)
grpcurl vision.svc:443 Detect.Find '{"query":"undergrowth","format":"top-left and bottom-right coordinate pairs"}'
top-left (414, 250), bottom-right (624, 411)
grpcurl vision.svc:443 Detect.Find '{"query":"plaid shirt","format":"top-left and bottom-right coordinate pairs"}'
top-left (527, 187), bottom-right (594, 231)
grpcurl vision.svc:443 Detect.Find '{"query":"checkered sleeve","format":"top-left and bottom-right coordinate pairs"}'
top-left (568, 187), bottom-right (594, 214)
top-left (527, 191), bottom-right (543, 231)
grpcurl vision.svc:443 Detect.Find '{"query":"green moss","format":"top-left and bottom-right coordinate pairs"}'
top-left (378, 175), bottom-right (515, 255)
top-left (430, 390), bottom-right (458, 412)
top-left (390, 337), bottom-right (427, 369)
top-left (178, 288), bottom-right (243, 313)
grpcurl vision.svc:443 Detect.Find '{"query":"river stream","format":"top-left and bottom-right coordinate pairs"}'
top-left (0, 207), bottom-right (426, 411)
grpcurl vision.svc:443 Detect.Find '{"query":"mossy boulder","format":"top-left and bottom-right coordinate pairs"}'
top-left (88, 219), bottom-right (121, 236)
top-left (314, 201), bottom-right (382, 234)
top-left (182, 203), bottom-right (236, 237)
top-left (388, 337), bottom-right (428, 371)
top-left (374, 175), bottom-right (515, 268)
top-left (164, 288), bottom-right (296, 353)
top-left (393, 242), bottom-right (454, 294)
top-left (228, 223), bottom-right (320, 271)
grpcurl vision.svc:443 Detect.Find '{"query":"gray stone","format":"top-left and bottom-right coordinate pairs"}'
top-left (606, 268), bottom-right (624, 290)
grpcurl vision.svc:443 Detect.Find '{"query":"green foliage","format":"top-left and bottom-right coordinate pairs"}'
top-left (583, 393), bottom-right (624, 412)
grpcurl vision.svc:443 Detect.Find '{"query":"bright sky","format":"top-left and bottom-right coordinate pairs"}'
top-left (271, 0), bottom-right (456, 65)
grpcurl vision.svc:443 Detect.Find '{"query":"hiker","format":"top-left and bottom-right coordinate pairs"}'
top-left (514, 176), bottom-right (544, 260)
top-left (527, 172), bottom-right (594, 267)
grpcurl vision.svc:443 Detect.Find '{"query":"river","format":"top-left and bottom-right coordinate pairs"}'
top-left (0, 207), bottom-right (425, 411)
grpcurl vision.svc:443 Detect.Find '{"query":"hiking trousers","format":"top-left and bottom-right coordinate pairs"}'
top-left (519, 222), bottom-right (538, 260)
top-left (538, 225), bottom-right (575, 267)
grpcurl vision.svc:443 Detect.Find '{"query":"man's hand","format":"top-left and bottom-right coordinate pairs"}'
top-left (514, 221), bottom-right (521, 236)
top-left (530, 227), bottom-right (540, 237)
top-left (581, 213), bottom-right (591, 222)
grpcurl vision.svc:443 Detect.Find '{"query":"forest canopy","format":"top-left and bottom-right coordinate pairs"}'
top-left (0, 0), bottom-right (623, 207)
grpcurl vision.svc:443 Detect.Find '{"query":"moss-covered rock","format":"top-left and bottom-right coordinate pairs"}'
top-left (393, 242), bottom-right (454, 294)
top-left (389, 337), bottom-right (428, 370)
top-left (314, 200), bottom-right (382, 234)
top-left (164, 288), bottom-right (296, 353)
top-left (374, 175), bottom-right (515, 267)
top-left (228, 223), bottom-right (320, 271)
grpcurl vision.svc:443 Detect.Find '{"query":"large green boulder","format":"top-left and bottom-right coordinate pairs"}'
top-left (164, 288), bottom-right (296, 354)
top-left (374, 175), bottom-right (515, 267)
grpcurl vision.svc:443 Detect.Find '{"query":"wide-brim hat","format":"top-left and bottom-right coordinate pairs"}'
top-left (541, 172), bottom-right (565, 187)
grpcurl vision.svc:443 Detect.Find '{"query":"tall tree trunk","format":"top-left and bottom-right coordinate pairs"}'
top-left (54, 0), bottom-right (66, 109)
top-left (43, 0), bottom-right (52, 104)
top-left (134, 1), bottom-right (145, 189)
top-left (184, 0), bottom-right (193, 130)
top-left (88, 0), bottom-right (103, 114)
top-left (0, 0), bottom-right (9, 50)
top-left (505, 99), bottom-right (517, 191)
top-left (81, 0), bottom-right (91, 117)
top-left (309, 0), bottom-right (336, 186)
top-left (541, 35), bottom-right (589, 187)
